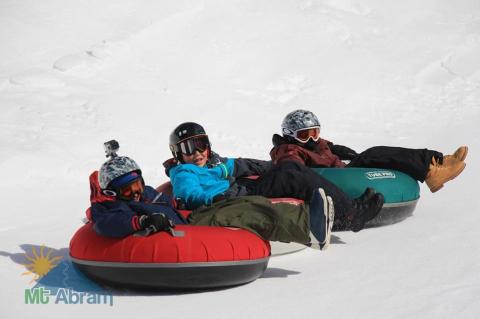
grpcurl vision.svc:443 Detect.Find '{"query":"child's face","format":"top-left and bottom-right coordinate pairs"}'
top-left (119, 179), bottom-right (144, 202)
top-left (182, 149), bottom-right (209, 167)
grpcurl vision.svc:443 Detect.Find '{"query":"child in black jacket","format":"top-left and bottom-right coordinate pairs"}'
top-left (90, 141), bottom-right (186, 238)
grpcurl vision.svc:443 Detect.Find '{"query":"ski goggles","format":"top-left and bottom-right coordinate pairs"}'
top-left (174, 135), bottom-right (210, 156)
top-left (105, 172), bottom-right (143, 200)
top-left (284, 126), bottom-right (321, 143)
top-left (118, 179), bottom-right (144, 201)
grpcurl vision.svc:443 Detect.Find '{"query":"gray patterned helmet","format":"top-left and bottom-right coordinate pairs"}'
top-left (281, 109), bottom-right (321, 137)
top-left (98, 156), bottom-right (142, 190)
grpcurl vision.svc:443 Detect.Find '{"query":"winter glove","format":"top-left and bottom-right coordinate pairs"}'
top-left (327, 142), bottom-right (358, 160)
top-left (139, 213), bottom-right (175, 233)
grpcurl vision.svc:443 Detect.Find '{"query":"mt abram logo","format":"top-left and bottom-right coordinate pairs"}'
top-left (20, 244), bottom-right (113, 306)
top-left (25, 288), bottom-right (113, 306)
top-left (365, 171), bottom-right (396, 180)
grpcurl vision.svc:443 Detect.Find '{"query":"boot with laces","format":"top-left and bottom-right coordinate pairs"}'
top-left (425, 156), bottom-right (466, 193)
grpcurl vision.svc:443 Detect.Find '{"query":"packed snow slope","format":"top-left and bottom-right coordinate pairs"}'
top-left (1, 0), bottom-right (479, 318)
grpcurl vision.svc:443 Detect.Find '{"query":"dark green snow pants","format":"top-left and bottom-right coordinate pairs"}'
top-left (189, 195), bottom-right (311, 244)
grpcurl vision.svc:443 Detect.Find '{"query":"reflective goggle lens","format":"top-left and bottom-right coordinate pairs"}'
top-left (178, 136), bottom-right (209, 155)
top-left (295, 127), bottom-right (320, 142)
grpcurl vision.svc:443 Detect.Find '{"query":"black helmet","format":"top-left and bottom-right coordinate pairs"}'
top-left (169, 122), bottom-right (211, 162)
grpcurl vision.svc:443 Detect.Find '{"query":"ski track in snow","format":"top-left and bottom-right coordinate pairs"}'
top-left (1, 1), bottom-right (480, 318)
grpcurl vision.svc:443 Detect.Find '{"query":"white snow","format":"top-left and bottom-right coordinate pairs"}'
top-left (1, 0), bottom-right (479, 318)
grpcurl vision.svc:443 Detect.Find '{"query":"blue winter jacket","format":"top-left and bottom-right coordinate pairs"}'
top-left (91, 186), bottom-right (186, 238)
top-left (169, 159), bottom-right (236, 209)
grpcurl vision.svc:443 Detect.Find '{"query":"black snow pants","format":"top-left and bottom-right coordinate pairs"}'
top-left (347, 146), bottom-right (443, 182)
top-left (237, 161), bottom-right (354, 222)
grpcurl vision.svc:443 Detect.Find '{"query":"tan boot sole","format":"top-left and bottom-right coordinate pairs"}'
top-left (430, 184), bottom-right (444, 193)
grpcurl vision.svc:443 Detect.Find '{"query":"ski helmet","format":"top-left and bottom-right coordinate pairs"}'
top-left (169, 122), bottom-right (211, 162)
top-left (98, 140), bottom-right (142, 192)
top-left (281, 109), bottom-right (321, 140)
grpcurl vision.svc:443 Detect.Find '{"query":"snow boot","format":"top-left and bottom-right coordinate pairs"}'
top-left (349, 188), bottom-right (384, 232)
top-left (425, 156), bottom-right (466, 193)
top-left (308, 188), bottom-right (335, 250)
top-left (442, 146), bottom-right (468, 166)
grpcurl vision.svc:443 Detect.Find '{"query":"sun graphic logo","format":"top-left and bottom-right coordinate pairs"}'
top-left (21, 245), bottom-right (62, 283)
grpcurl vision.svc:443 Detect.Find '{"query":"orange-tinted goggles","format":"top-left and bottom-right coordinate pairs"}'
top-left (119, 179), bottom-right (144, 200)
top-left (294, 126), bottom-right (321, 143)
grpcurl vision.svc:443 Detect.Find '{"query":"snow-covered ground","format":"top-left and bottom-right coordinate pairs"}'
top-left (1, 0), bottom-right (479, 318)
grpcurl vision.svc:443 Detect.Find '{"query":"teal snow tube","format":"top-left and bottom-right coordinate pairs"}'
top-left (313, 168), bottom-right (420, 228)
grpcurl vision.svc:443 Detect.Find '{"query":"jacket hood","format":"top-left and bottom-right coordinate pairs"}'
top-left (272, 134), bottom-right (290, 147)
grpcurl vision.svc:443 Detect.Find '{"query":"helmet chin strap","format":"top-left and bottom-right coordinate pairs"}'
top-left (175, 151), bottom-right (185, 164)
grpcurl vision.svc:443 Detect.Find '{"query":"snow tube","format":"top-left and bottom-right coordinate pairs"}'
top-left (313, 167), bottom-right (420, 228)
top-left (69, 223), bottom-right (270, 290)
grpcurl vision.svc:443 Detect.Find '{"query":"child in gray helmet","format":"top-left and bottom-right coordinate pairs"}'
top-left (90, 140), bottom-right (185, 237)
top-left (271, 109), bottom-right (467, 193)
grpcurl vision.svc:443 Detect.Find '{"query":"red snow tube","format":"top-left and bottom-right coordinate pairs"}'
top-left (69, 222), bottom-right (270, 290)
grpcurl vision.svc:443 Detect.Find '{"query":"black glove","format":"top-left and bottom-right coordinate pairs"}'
top-left (139, 213), bottom-right (175, 233)
top-left (328, 143), bottom-right (358, 160)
